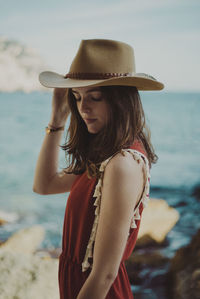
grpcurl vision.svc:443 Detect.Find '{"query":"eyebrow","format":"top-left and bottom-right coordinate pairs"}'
top-left (71, 88), bottom-right (101, 94)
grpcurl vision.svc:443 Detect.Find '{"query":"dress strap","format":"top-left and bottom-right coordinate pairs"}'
top-left (81, 149), bottom-right (150, 272)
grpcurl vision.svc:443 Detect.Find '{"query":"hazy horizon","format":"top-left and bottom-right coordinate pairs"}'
top-left (1, 0), bottom-right (200, 92)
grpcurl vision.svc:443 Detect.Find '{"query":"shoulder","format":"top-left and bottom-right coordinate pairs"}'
top-left (103, 151), bottom-right (144, 185)
top-left (100, 151), bottom-right (145, 209)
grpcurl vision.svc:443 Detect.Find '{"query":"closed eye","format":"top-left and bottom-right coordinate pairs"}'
top-left (73, 96), bottom-right (102, 102)
top-left (90, 97), bottom-right (102, 102)
top-left (71, 90), bottom-right (103, 102)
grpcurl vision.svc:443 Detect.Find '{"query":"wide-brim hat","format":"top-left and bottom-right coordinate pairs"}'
top-left (39, 39), bottom-right (164, 91)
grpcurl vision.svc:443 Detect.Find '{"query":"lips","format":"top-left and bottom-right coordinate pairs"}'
top-left (84, 118), bottom-right (97, 124)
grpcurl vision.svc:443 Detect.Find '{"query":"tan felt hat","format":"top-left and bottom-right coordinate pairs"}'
top-left (39, 39), bottom-right (164, 91)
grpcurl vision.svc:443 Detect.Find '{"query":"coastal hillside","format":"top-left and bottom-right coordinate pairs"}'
top-left (0, 37), bottom-right (47, 92)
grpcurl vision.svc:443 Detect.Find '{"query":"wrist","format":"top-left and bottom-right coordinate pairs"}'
top-left (49, 114), bottom-right (68, 128)
top-left (48, 123), bottom-right (65, 130)
top-left (45, 125), bottom-right (64, 134)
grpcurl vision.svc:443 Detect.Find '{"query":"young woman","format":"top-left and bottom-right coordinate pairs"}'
top-left (33, 39), bottom-right (164, 299)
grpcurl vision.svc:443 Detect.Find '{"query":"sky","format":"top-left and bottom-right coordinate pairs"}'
top-left (1, 0), bottom-right (200, 92)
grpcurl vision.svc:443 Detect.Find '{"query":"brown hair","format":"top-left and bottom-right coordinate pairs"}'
top-left (61, 86), bottom-right (157, 178)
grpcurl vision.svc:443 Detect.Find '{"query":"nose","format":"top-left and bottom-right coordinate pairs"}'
top-left (79, 98), bottom-right (91, 113)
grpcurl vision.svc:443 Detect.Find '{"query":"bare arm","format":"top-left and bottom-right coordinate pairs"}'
top-left (77, 152), bottom-right (145, 299)
top-left (33, 88), bottom-right (77, 195)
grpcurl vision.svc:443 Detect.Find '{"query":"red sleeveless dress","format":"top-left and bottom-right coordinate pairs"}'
top-left (58, 140), bottom-right (150, 299)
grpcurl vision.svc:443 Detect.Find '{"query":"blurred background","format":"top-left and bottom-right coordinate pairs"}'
top-left (0, 0), bottom-right (200, 298)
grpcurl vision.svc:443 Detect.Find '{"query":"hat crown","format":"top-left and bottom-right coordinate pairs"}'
top-left (69, 39), bottom-right (136, 74)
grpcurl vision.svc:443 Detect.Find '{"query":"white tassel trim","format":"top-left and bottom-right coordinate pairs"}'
top-left (81, 149), bottom-right (150, 272)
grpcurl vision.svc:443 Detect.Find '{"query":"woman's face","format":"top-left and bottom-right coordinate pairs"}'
top-left (71, 86), bottom-right (110, 134)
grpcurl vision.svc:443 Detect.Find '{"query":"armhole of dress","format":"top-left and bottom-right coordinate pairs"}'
top-left (81, 149), bottom-right (150, 272)
top-left (125, 149), bottom-right (150, 230)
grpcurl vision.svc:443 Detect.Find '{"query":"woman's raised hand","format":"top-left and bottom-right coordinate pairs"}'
top-left (33, 87), bottom-right (77, 195)
top-left (49, 88), bottom-right (70, 128)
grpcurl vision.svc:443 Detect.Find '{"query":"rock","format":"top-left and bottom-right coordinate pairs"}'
top-left (136, 235), bottom-right (166, 248)
top-left (192, 184), bottom-right (200, 200)
top-left (125, 250), bottom-right (169, 285)
top-left (192, 269), bottom-right (200, 282)
top-left (0, 250), bottom-right (59, 299)
top-left (35, 248), bottom-right (62, 259)
top-left (127, 250), bottom-right (169, 268)
top-left (0, 226), bottom-right (59, 298)
top-left (0, 210), bottom-right (19, 226)
top-left (125, 199), bottom-right (178, 296)
top-left (49, 248), bottom-right (62, 259)
top-left (0, 36), bottom-right (47, 92)
top-left (0, 218), bottom-right (7, 226)
top-left (0, 226), bottom-right (45, 254)
top-left (149, 269), bottom-right (169, 287)
top-left (137, 199), bottom-right (179, 246)
top-left (167, 229), bottom-right (200, 299)
top-left (133, 289), bottom-right (158, 299)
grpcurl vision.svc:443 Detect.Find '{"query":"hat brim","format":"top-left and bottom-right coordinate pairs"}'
top-left (39, 71), bottom-right (164, 91)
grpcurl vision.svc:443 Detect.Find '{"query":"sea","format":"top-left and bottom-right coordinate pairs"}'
top-left (0, 91), bottom-right (200, 296)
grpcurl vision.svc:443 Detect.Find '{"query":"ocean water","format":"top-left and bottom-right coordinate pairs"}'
top-left (0, 91), bottom-right (200, 255)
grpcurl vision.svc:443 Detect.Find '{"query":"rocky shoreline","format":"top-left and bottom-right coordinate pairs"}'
top-left (167, 229), bottom-right (200, 299)
top-left (0, 226), bottom-right (59, 299)
top-left (0, 198), bottom-right (199, 299)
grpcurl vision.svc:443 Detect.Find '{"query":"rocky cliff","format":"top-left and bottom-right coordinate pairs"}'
top-left (0, 36), bottom-right (47, 92)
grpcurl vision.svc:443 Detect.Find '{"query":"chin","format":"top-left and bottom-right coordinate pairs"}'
top-left (87, 124), bottom-right (102, 134)
top-left (88, 128), bottom-right (99, 134)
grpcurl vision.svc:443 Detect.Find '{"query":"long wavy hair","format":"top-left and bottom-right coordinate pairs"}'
top-left (61, 85), bottom-right (158, 178)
